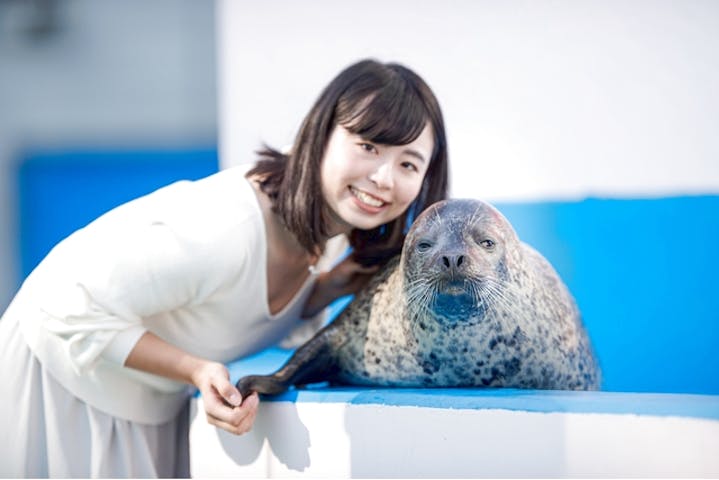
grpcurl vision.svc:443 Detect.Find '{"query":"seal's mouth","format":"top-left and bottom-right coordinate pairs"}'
top-left (430, 291), bottom-right (483, 324)
top-left (439, 279), bottom-right (469, 296)
top-left (406, 276), bottom-right (488, 326)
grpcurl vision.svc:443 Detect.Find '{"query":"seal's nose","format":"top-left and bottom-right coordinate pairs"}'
top-left (441, 254), bottom-right (465, 269)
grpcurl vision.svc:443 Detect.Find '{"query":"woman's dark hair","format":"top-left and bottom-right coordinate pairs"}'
top-left (248, 58), bottom-right (449, 265)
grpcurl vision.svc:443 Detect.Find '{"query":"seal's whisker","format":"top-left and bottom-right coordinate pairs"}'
top-left (406, 277), bottom-right (438, 317)
top-left (480, 279), bottom-right (527, 331)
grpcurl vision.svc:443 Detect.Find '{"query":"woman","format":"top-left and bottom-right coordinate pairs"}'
top-left (0, 58), bottom-right (449, 477)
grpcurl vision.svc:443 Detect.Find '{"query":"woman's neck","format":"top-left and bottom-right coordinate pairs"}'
top-left (251, 177), bottom-right (319, 267)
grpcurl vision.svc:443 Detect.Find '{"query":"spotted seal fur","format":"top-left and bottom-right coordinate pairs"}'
top-left (238, 198), bottom-right (600, 395)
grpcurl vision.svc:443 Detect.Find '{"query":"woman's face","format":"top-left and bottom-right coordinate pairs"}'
top-left (320, 123), bottom-right (434, 236)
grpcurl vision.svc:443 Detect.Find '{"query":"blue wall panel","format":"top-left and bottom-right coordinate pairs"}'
top-left (497, 197), bottom-right (719, 395)
top-left (17, 148), bottom-right (219, 277)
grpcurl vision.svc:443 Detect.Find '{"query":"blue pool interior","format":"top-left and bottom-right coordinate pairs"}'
top-left (14, 148), bottom-right (719, 396)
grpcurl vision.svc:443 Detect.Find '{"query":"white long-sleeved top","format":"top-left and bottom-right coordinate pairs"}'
top-left (3, 165), bottom-right (344, 425)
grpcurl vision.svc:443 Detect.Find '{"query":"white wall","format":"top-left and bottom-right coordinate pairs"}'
top-left (190, 395), bottom-right (719, 477)
top-left (0, 0), bottom-right (218, 310)
top-left (219, 0), bottom-right (719, 201)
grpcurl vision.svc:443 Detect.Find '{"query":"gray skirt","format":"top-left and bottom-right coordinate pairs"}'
top-left (0, 313), bottom-right (190, 478)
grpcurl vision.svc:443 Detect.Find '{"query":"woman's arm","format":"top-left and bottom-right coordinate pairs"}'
top-left (125, 331), bottom-right (259, 435)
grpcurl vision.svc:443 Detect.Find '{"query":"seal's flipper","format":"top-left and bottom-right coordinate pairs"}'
top-left (236, 374), bottom-right (290, 397)
top-left (236, 322), bottom-right (347, 397)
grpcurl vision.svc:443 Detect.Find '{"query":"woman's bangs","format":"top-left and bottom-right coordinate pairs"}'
top-left (337, 84), bottom-right (428, 146)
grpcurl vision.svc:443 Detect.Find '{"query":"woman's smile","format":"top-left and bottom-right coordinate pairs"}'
top-left (349, 186), bottom-right (388, 210)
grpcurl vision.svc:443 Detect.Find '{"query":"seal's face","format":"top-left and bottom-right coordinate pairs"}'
top-left (403, 199), bottom-right (515, 326)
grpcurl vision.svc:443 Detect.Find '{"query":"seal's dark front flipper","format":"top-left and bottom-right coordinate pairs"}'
top-left (236, 374), bottom-right (288, 397)
top-left (236, 323), bottom-right (347, 398)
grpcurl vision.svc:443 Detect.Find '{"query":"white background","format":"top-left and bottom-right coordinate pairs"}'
top-left (219, 0), bottom-right (719, 202)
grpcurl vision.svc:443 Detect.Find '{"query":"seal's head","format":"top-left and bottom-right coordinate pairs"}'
top-left (402, 199), bottom-right (520, 326)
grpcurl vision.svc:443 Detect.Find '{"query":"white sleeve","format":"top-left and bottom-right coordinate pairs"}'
top-left (40, 218), bottom-right (236, 374)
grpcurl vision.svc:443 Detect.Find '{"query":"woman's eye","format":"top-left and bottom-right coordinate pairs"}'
top-left (401, 161), bottom-right (418, 172)
top-left (359, 143), bottom-right (378, 154)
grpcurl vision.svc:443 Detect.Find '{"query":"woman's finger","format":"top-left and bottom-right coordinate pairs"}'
top-left (214, 376), bottom-right (243, 407)
top-left (206, 414), bottom-right (253, 435)
top-left (205, 393), bottom-right (260, 435)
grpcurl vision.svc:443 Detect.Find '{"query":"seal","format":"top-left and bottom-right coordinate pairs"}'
top-left (238, 199), bottom-right (600, 396)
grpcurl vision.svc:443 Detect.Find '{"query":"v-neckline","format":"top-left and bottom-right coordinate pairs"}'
top-left (245, 175), bottom-right (319, 319)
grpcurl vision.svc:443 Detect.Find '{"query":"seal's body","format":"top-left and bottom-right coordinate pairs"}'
top-left (238, 199), bottom-right (600, 396)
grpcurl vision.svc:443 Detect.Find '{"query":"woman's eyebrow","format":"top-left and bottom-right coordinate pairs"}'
top-left (403, 148), bottom-right (427, 163)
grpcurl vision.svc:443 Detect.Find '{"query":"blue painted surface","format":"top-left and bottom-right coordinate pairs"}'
top-left (14, 151), bottom-right (719, 397)
top-left (284, 388), bottom-right (719, 421)
top-left (16, 148), bottom-right (219, 277)
top-left (496, 196), bottom-right (719, 395)
top-left (226, 347), bottom-right (719, 420)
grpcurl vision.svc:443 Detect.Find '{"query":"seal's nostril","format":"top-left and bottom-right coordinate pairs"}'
top-left (442, 256), bottom-right (450, 268)
top-left (457, 255), bottom-right (464, 267)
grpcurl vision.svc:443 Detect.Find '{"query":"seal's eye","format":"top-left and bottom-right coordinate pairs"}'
top-left (480, 239), bottom-right (495, 250)
top-left (417, 241), bottom-right (433, 252)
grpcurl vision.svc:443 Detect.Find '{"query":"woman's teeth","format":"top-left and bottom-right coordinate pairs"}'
top-left (351, 187), bottom-right (384, 207)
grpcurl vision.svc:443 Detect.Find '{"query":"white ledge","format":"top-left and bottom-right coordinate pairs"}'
top-left (189, 349), bottom-right (719, 478)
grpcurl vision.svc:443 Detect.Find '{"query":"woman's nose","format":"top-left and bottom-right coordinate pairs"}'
top-left (369, 161), bottom-right (394, 189)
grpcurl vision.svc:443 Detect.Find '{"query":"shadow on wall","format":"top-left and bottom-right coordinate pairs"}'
top-left (216, 401), bottom-right (312, 472)
top-left (209, 388), bottom-right (571, 476)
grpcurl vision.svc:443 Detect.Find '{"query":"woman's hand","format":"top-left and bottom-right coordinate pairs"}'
top-left (302, 256), bottom-right (379, 317)
top-left (190, 361), bottom-right (260, 436)
top-left (125, 332), bottom-right (259, 435)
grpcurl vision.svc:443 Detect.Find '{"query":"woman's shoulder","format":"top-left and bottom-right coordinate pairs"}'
top-left (167, 164), bottom-right (263, 234)
top-left (190, 163), bottom-right (256, 198)
top-left (98, 163), bottom-right (264, 252)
